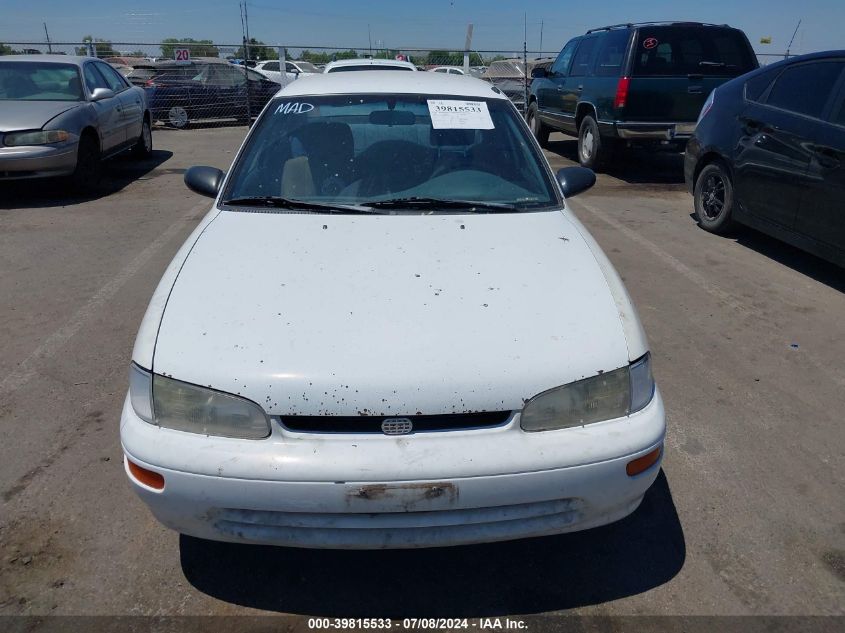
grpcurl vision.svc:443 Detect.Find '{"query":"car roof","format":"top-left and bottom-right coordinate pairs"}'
top-left (324, 58), bottom-right (417, 71)
top-left (275, 70), bottom-right (508, 100)
top-left (0, 54), bottom-right (92, 66)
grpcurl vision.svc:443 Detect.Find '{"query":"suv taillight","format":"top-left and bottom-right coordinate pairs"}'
top-left (614, 76), bottom-right (630, 109)
top-left (145, 79), bottom-right (156, 87)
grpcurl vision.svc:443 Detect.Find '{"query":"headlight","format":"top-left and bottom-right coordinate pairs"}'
top-left (128, 363), bottom-right (270, 439)
top-left (520, 353), bottom-right (655, 432)
top-left (4, 130), bottom-right (70, 146)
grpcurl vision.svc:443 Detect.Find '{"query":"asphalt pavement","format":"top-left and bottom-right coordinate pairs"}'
top-left (0, 126), bottom-right (843, 620)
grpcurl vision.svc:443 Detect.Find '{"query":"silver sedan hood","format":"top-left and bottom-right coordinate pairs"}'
top-left (0, 100), bottom-right (84, 132)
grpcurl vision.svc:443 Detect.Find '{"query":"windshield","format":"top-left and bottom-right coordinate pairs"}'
top-left (296, 61), bottom-right (320, 73)
top-left (0, 62), bottom-right (83, 101)
top-left (224, 93), bottom-right (558, 211)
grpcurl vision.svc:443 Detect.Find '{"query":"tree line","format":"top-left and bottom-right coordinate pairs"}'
top-left (2, 37), bottom-right (501, 66)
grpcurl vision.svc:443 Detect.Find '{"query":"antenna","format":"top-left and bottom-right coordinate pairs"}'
top-left (523, 13), bottom-right (528, 117)
top-left (785, 19), bottom-right (801, 58)
top-left (43, 22), bottom-right (52, 53)
top-left (539, 20), bottom-right (544, 53)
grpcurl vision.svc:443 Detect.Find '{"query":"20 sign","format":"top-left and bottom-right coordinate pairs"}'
top-left (174, 48), bottom-right (191, 63)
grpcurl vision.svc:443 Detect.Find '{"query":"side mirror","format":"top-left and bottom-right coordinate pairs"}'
top-left (531, 67), bottom-right (548, 79)
top-left (557, 167), bottom-right (596, 198)
top-left (184, 166), bottom-right (225, 198)
top-left (90, 87), bottom-right (115, 102)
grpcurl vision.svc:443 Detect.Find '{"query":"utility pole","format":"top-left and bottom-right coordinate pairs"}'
top-left (785, 19), bottom-right (801, 59)
top-left (43, 22), bottom-right (52, 53)
top-left (539, 20), bottom-right (544, 53)
top-left (368, 24), bottom-right (373, 55)
top-left (240, 2), bottom-right (253, 125)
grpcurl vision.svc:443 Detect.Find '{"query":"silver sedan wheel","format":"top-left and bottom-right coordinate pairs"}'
top-left (168, 107), bottom-right (188, 129)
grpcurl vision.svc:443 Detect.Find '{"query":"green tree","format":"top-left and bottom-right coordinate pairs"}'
top-left (0, 43), bottom-right (15, 56)
top-left (235, 38), bottom-right (278, 61)
top-left (160, 38), bottom-right (219, 59)
top-left (75, 35), bottom-right (118, 57)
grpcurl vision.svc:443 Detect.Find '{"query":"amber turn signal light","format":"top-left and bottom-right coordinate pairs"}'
top-left (126, 457), bottom-right (165, 490)
top-left (626, 446), bottom-right (661, 477)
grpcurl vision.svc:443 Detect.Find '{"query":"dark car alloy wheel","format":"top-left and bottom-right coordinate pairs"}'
top-left (693, 162), bottom-right (736, 234)
top-left (700, 172), bottom-right (725, 219)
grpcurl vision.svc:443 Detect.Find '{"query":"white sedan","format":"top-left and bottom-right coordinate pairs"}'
top-left (253, 59), bottom-right (321, 85)
top-left (323, 58), bottom-right (417, 72)
top-left (121, 71), bottom-right (665, 549)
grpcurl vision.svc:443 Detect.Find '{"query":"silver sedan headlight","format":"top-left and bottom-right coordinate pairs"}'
top-left (129, 363), bottom-right (270, 439)
top-left (4, 130), bottom-right (70, 146)
top-left (520, 353), bottom-right (655, 432)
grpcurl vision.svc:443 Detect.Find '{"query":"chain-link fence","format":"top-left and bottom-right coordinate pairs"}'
top-left (0, 40), bottom-right (559, 126)
top-left (0, 39), bottom-right (791, 127)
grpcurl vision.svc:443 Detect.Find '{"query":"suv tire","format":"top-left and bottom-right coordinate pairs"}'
top-left (577, 115), bottom-right (609, 170)
top-left (694, 162), bottom-right (736, 234)
top-left (527, 102), bottom-right (550, 148)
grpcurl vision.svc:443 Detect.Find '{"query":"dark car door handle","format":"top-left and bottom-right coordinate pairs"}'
top-left (811, 145), bottom-right (840, 169)
top-left (576, 85), bottom-right (583, 91)
top-left (739, 116), bottom-right (763, 134)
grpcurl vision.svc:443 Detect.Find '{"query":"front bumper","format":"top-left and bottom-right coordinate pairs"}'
top-left (120, 391), bottom-right (666, 549)
top-left (0, 142), bottom-right (78, 180)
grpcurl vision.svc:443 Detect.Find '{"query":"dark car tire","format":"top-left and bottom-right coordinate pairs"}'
top-left (167, 106), bottom-right (189, 129)
top-left (577, 115), bottom-right (610, 170)
top-left (527, 102), bottom-right (550, 148)
top-left (69, 134), bottom-right (101, 193)
top-left (694, 162), bottom-right (737, 234)
top-left (132, 118), bottom-right (153, 158)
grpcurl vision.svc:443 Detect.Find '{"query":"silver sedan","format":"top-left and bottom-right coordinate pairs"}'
top-left (0, 55), bottom-right (152, 190)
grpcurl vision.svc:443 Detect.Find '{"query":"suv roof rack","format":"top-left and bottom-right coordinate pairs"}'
top-left (585, 21), bottom-right (730, 34)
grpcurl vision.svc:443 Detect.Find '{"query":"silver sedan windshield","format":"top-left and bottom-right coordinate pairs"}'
top-left (224, 94), bottom-right (557, 210)
top-left (0, 62), bottom-right (83, 101)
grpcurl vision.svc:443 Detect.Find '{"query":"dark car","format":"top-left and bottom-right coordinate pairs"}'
top-left (685, 51), bottom-right (845, 267)
top-left (528, 22), bottom-right (758, 169)
top-left (146, 60), bottom-right (279, 128)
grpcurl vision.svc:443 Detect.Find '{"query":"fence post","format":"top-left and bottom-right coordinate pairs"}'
top-left (463, 23), bottom-right (474, 73)
top-left (87, 41), bottom-right (95, 57)
top-left (278, 45), bottom-right (287, 80)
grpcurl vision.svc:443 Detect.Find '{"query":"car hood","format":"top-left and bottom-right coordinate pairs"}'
top-left (153, 209), bottom-right (631, 416)
top-left (0, 100), bottom-right (84, 132)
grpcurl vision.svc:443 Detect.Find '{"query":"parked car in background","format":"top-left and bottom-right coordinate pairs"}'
top-left (482, 58), bottom-right (554, 112)
top-left (0, 55), bottom-right (151, 190)
top-left (430, 66), bottom-right (465, 75)
top-left (528, 22), bottom-right (758, 169)
top-left (122, 71), bottom-right (664, 549)
top-left (254, 59), bottom-right (321, 85)
top-left (685, 50), bottom-right (845, 267)
top-left (145, 59), bottom-right (279, 128)
top-left (324, 58), bottom-right (417, 73)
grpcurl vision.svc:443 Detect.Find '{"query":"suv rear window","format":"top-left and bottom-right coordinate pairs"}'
top-left (633, 26), bottom-right (756, 77)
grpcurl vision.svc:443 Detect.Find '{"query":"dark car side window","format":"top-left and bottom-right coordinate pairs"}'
top-left (745, 66), bottom-right (781, 102)
top-left (765, 61), bottom-right (845, 119)
top-left (593, 30), bottom-right (630, 77)
top-left (263, 62), bottom-right (280, 72)
top-left (569, 36), bottom-right (599, 77)
top-left (551, 39), bottom-right (578, 76)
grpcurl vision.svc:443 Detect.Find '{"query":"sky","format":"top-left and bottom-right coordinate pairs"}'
top-left (0, 0), bottom-right (842, 57)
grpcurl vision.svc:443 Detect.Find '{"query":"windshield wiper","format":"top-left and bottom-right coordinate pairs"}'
top-left (361, 196), bottom-right (518, 213)
top-left (221, 196), bottom-right (380, 214)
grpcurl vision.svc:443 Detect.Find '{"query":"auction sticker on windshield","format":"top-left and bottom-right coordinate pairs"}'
top-left (427, 100), bottom-right (494, 129)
